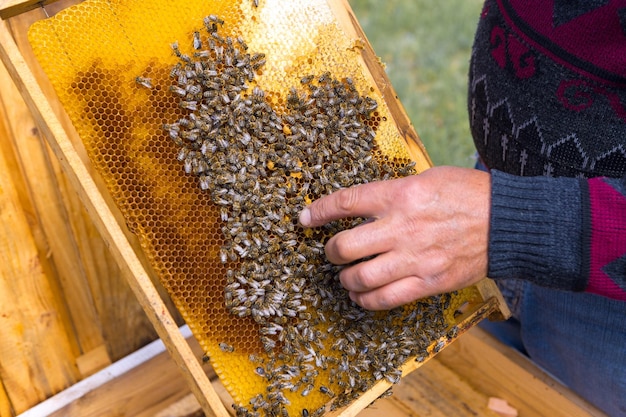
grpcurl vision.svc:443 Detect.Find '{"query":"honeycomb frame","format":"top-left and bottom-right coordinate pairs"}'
top-left (0, 0), bottom-right (512, 416)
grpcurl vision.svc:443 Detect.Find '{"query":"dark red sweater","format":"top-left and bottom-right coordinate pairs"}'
top-left (469, 0), bottom-right (626, 300)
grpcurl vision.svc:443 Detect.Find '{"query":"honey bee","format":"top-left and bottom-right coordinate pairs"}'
top-left (218, 342), bottom-right (234, 353)
top-left (135, 76), bottom-right (152, 89)
top-left (300, 384), bottom-right (313, 397)
top-left (310, 407), bottom-right (325, 417)
top-left (199, 175), bottom-right (211, 190)
top-left (170, 41), bottom-right (183, 56)
top-left (260, 336), bottom-right (276, 352)
top-left (169, 62), bottom-right (182, 78)
top-left (318, 71), bottom-right (331, 83)
top-left (300, 74), bottom-right (315, 85)
top-left (179, 100), bottom-right (197, 111)
top-left (207, 14), bottom-right (224, 25)
top-left (192, 31), bottom-right (202, 50)
top-left (193, 50), bottom-right (210, 60)
top-left (210, 32), bottom-right (225, 47)
top-left (213, 45), bottom-right (224, 61)
top-left (385, 370), bottom-right (401, 384)
top-left (232, 37), bottom-right (247, 51)
top-left (319, 385), bottom-right (335, 397)
top-left (186, 84), bottom-right (202, 96)
top-left (224, 53), bottom-right (233, 67)
top-left (219, 248), bottom-right (229, 264)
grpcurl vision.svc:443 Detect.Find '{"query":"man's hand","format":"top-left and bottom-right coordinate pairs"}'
top-left (299, 166), bottom-right (491, 310)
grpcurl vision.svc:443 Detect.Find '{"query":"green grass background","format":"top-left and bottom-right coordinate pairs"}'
top-left (350, 0), bottom-right (484, 167)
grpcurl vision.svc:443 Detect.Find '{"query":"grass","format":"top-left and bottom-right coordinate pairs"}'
top-left (349, 0), bottom-right (484, 167)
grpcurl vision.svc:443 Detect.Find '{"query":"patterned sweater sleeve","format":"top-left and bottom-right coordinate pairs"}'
top-left (488, 170), bottom-right (626, 301)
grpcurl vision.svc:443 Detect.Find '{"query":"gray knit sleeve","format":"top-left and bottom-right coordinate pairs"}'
top-left (488, 170), bottom-right (588, 291)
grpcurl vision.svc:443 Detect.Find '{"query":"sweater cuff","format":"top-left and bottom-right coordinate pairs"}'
top-left (488, 170), bottom-right (587, 291)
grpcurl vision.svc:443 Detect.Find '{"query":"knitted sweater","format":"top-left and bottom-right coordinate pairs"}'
top-left (469, 0), bottom-right (626, 301)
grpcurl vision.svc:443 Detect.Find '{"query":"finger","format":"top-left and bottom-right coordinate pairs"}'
top-left (338, 250), bottom-right (413, 292)
top-left (299, 181), bottom-right (392, 227)
top-left (348, 276), bottom-right (437, 311)
top-left (324, 218), bottom-right (393, 265)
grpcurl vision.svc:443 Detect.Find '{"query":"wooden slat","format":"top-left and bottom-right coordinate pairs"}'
top-left (4, 4), bottom-right (169, 366)
top-left (475, 279), bottom-right (511, 321)
top-left (18, 326), bottom-right (216, 417)
top-left (0, 380), bottom-right (12, 417)
top-left (437, 327), bottom-right (606, 417)
top-left (0, 111), bottom-right (79, 413)
top-left (358, 358), bottom-right (502, 417)
top-left (0, 13), bottom-right (109, 367)
top-left (0, 0), bottom-right (60, 20)
top-left (0, 19), bottom-right (229, 417)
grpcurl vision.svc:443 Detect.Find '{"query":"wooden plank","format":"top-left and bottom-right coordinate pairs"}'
top-left (0, 19), bottom-right (229, 417)
top-left (0, 0), bottom-right (60, 20)
top-left (0, 13), bottom-right (110, 366)
top-left (153, 394), bottom-right (205, 417)
top-left (6, 4), bottom-right (182, 363)
top-left (6, 3), bottom-right (171, 364)
top-left (436, 327), bottom-right (606, 417)
top-left (358, 358), bottom-right (501, 417)
top-left (0, 381), bottom-right (12, 417)
top-left (18, 326), bottom-right (220, 417)
top-left (55, 171), bottom-right (164, 362)
top-left (75, 345), bottom-right (110, 378)
top-left (0, 111), bottom-right (79, 413)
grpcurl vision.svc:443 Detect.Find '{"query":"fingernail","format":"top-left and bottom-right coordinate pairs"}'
top-left (299, 207), bottom-right (312, 226)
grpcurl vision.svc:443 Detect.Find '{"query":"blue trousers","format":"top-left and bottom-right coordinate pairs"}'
top-left (482, 281), bottom-right (626, 417)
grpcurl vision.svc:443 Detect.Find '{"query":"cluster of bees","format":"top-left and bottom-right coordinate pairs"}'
top-left (162, 16), bottom-right (451, 417)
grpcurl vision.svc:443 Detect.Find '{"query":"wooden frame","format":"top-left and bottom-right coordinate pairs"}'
top-left (0, 0), bottom-right (509, 415)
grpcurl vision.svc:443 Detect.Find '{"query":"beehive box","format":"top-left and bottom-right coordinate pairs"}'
top-left (0, 0), bottom-right (509, 416)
